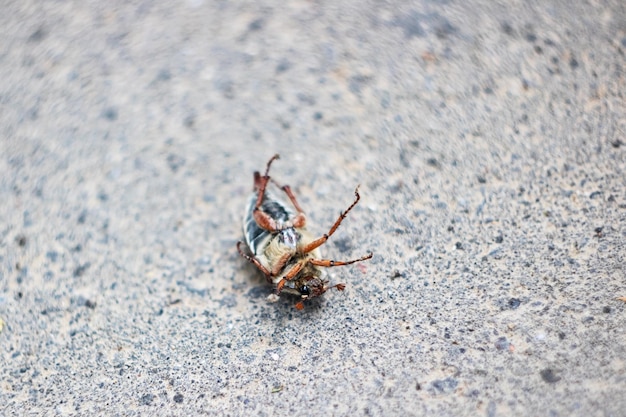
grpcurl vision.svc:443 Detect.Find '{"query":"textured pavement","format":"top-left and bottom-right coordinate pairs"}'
top-left (1, 1), bottom-right (625, 416)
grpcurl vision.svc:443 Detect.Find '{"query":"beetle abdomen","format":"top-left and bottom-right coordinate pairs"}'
top-left (243, 190), bottom-right (294, 255)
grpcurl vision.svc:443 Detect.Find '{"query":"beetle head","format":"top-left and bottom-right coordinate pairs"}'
top-left (292, 276), bottom-right (346, 310)
top-left (297, 276), bottom-right (327, 300)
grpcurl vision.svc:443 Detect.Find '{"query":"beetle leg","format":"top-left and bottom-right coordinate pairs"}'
top-left (275, 262), bottom-right (303, 294)
top-left (281, 184), bottom-right (305, 213)
top-left (253, 154), bottom-right (280, 204)
top-left (237, 241), bottom-right (272, 282)
top-left (290, 212), bottom-right (306, 228)
top-left (308, 252), bottom-right (373, 268)
top-left (302, 186), bottom-right (362, 253)
top-left (265, 178), bottom-right (308, 228)
top-left (251, 154), bottom-right (306, 231)
top-left (280, 185), bottom-right (307, 227)
top-left (270, 252), bottom-right (292, 276)
top-left (253, 208), bottom-right (281, 232)
top-left (268, 179), bottom-right (305, 215)
top-left (253, 206), bottom-right (305, 231)
top-left (253, 171), bottom-right (263, 190)
top-left (251, 154), bottom-right (286, 232)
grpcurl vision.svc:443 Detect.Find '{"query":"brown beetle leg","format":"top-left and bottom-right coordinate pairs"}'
top-left (270, 252), bottom-right (292, 276)
top-left (253, 208), bottom-right (281, 232)
top-left (267, 178), bottom-right (307, 228)
top-left (308, 252), bottom-right (373, 268)
top-left (237, 241), bottom-right (272, 282)
top-left (237, 242), bottom-right (294, 283)
top-left (275, 262), bottom-right (303, 294)
top-left (280, 184), bottom-right (307, 227)
top-left (252, 155), bottom-right (307, 232)
top-left (269, 179), bottom-right (305, 214)
top-left (302, 186), bottom-right (362, 253)
top-left (253, 154), bottom-right (280, 202)
top-left (253, 207), bottom-right (305, 231)
top-left (251, 154), bottom-right (286, 232)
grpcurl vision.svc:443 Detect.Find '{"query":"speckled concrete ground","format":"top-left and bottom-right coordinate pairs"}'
top-left (1, 1), bottom-right (625, 416)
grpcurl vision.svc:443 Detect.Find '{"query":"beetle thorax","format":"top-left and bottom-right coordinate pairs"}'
top-left (263, 228), bottom-right (300, 264)
top-left (278, 227), bottom-right (299, 249)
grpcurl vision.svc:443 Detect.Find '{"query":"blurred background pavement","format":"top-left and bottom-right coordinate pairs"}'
top-left (1, 1), bottom-right (625, 415)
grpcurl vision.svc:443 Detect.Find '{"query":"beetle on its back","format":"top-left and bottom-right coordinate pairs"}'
top-left (237, 154), bottom-right (372, 310)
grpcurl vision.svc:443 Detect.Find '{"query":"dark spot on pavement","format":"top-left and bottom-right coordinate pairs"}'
top-left (140, 394), bottom-right (155, 406)
top-left (540, 368), bottom-right (561, 383)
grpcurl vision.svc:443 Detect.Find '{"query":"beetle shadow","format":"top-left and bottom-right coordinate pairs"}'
top-left (267, 298), bottom-right (328, 329)
top-left (245, 284), bottom-right (326, 313)
top-left (244, 285), bottom-right (330, 321)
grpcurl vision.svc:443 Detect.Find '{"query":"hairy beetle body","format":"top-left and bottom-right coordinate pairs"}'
top-left (243, 190), bottom-right (323, 295)
top-left (237, 154), bottom-right (372, 309)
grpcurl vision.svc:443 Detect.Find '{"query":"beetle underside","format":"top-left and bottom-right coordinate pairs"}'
top-left (237, 154), bottom-right (372, 310)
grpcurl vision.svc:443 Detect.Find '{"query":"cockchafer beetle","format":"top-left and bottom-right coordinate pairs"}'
top-left (237, 154), bottom-right (373, 310)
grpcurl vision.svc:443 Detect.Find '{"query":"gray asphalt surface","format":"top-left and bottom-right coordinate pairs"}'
top-left (1, 1), bottom-right (625, 416)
